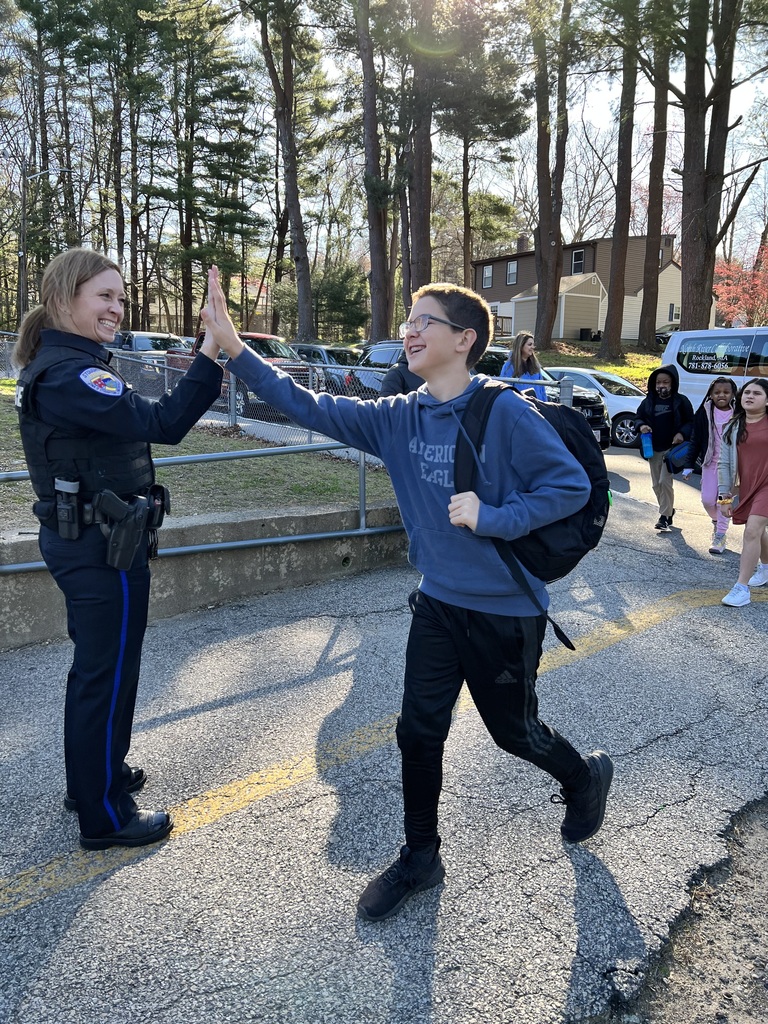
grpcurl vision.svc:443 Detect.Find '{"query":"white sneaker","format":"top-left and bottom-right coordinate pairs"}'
top-left (722, 584), bottom-right (751, 607)
top-left (709, 532), bottom-right (726, 554)
top-left (748, 563), bottom-right (768, 587)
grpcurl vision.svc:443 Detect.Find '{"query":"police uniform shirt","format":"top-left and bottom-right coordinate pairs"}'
top-left (24, 329), bottom-right (223, 445)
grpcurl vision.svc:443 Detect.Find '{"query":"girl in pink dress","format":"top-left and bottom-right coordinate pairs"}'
top-left (684, 377), bottom-right (737, 553)
top-left (718, 379), bottom-right (768, 606)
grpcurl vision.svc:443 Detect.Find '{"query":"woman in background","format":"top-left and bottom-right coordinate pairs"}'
top-left (500, 331), bottom-right (547, 401)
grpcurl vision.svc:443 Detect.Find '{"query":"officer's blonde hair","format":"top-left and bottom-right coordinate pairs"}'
top-left (13, 248), bottom-right (122, 368)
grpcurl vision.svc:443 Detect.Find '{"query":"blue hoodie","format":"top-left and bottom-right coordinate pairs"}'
top-left (228, 349), bottom-right (591, 616)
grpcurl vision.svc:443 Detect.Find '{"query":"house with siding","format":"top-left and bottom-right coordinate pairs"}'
top-left (471, 235), bottom-right (714, 342)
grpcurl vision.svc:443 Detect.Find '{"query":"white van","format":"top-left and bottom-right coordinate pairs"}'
top-left (660, 328), bottom-right (768, 405)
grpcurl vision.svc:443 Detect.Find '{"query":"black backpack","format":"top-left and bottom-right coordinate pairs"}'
top-left (454, 380), bottom-right (611, 649)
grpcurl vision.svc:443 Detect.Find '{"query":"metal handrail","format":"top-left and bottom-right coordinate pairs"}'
top-left (0, 439), bottom-right (404, 575)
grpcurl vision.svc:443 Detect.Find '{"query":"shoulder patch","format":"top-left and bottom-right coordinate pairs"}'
top-left (79, 368), bottom-right (124, 396)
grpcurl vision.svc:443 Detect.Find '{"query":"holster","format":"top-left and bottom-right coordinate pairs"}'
top-left (92, 491), bottom-right (150, 570)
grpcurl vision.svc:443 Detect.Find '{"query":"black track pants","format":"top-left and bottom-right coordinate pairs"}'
top-left (396, 590), bottom-right (588, 849)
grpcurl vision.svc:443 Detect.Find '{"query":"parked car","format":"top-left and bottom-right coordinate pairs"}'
top-left (292, 342), bottom-right (362, 394)
top-left (655, 322), bottom-right (680, 348)
top-left (166, 331), bottom-right (325, 418)
top-left (344, 342), bottom-right (403, 399)
top-left (545, 367), bottom-right (646, 448)
top-left (473, 347), bottom-right (612, 450)
top-left (107, 330), bottom-right (188, 386)
top-left (109, 330), bottom-right (187, 361)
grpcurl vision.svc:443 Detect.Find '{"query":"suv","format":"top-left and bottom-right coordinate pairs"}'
top-left (292, 342), bottom-right (362, 394)
top-left (655, 322), bottom-right (680, 349)
top-left (474, 347), bottom-right (612, 450)
top-left (168, 332), bottom-right (325, 418)
top-left (344, 342), bottom-right (402, 398)
top-left (107, 331), bottom-right (188, 386)
top-left (109, 330), bottom-right (188, 359)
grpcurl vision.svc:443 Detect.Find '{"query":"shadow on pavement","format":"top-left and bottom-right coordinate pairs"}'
top-left (565, 842), bottom-right (647, 1018)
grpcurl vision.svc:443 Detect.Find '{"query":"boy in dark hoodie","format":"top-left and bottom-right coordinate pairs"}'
top-left (379, 349), bottom-right (424, 397)
top-left (202, 267), bottom-right (613, 923)
top-left (635, 364), bottom-right (695, 532)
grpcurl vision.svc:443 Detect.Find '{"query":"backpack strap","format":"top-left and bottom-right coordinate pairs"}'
top-left (456, 381), bottom-right (576, 651)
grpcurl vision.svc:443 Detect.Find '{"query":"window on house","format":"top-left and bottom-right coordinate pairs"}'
top-left (482, 265), bottom-right (493, 288)
top-left (571, 249), bottom-right (585, 274)
top-left (668, 303), bottom-right (681, 322)
top-left (506, 261), bottom-right (517, 285)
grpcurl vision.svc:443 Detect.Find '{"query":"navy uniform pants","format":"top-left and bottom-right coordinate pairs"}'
top-left (396, 590), bottom-right (589, 850)
top-left (39, 523), bottom-right (150, 837)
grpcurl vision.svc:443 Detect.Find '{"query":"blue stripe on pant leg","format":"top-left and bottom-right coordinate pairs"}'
top-left (102, 570), bottom-right (130, 830)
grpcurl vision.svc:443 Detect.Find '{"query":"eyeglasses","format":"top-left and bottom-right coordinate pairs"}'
top-left (398, 314), bottom-right (468, 339)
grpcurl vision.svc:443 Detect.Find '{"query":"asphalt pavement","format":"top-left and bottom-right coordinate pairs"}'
top-left (1, 449), bottom-right (767, 1024)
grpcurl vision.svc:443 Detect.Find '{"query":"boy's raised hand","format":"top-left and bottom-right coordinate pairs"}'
top-left (200, 266), bottom-right (244, 359)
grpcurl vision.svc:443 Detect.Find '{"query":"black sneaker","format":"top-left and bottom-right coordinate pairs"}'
top-left (654, 516), bottom-right (666, 530)
top-left (357, 843), bottom-right (446, 921)
top-left (553, 750), bottom-right (613, 843)
top-left (657, 516), bottom-right (672, 533)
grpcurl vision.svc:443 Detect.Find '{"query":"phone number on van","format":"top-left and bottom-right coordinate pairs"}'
top-left (686, 359), bottom-right (734, 372)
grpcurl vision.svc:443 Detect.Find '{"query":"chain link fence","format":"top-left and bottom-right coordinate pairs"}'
top-left (1, 336), bottom-right (343, 447)
top-left (0, 336), bottom-right (15, 379)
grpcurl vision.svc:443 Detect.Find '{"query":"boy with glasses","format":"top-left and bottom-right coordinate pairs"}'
top-left (202, 268), bottom-right (613, 921)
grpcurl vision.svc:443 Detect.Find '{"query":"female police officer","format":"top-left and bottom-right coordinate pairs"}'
top-left (14, 248), bottom-right (223, 850)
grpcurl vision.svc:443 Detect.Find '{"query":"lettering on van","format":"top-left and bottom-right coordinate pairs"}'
top-left (681, 337), bottom-right (751, 374)
top-left (686, 358), bottom-right (735, 372)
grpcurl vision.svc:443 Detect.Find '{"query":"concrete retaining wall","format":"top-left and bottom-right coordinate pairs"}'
top-left (0, 506), bottom-right (407, 651)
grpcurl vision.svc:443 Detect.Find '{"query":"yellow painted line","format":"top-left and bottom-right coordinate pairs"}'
top-left (0, 715), bottom-right (398, 917)
top-left (2, 588), bottom-right (765, 918)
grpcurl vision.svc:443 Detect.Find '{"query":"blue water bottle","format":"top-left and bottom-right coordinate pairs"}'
top-left (640, 431), bottom-right (654, 460)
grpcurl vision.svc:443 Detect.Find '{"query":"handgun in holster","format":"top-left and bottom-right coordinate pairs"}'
top-left (92, 490), bottom-right (149, 570)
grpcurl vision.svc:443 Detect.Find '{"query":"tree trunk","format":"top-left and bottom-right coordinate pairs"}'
top-left (679, 0), bottom-right (739, 329)
top-left (637, 32), bottom-right (669, 351)
top-left (272, 207), bottom-right (289, 335)
top-left (408, 0), bottom-right (434, 291)
top-left (530, 1), bottom-right (570, 349)
top-left (128, 69), bottom-right (140, 330)
top-left (355, 0), bottom-right (389, 342)
top-left (56, 54), bottom-right (79, 249)
top-left (399, 175), bottom-right (412, 315)
top-left (462, 134), bottom-right (471, 288)
top-left (260, 17), bottom-right (314, 341)
top-left (600, 26), bottom-right (636, 360)
top-left (179, 51), bottom-right (195, 336)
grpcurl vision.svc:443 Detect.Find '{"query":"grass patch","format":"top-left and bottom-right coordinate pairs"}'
top-left (536, 342), bottom-right (659, 389)
top-left (150, 423), bottom-right (396, 518)
top-left (0, 387), bottom-right (396, 531)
